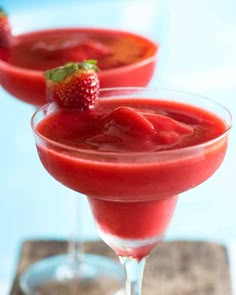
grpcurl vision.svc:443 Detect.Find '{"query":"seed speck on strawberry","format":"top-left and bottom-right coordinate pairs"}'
top-left (44, 60), bottom-right (100, 110)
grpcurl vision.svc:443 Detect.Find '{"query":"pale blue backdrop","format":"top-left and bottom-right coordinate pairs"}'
top-left (1, 0), bottom-right (236, 294)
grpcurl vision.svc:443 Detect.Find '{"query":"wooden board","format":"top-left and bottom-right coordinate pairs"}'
top-left (10, 240), bottom-right (232, 295)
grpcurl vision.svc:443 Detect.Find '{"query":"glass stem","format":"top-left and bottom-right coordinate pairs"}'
top-left (68, 195), bottom-right (85, 264)
top-left (119, 256), bottom-right (146, 295)
top-left (68, 234), bottom-right (84, 264)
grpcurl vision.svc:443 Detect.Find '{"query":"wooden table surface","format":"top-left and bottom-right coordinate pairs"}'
top-left (10, 240), bottom-right (232, 295)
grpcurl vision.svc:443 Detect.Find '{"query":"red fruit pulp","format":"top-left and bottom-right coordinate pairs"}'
top-left (0, 28), bottom-right (158, 106)
top-left (89, 195), bottom-right (178, 259)
top-left (35, 97), bottom-right (229, 258)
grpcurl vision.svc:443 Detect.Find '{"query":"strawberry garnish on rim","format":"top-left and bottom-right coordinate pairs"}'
top-left (44, 60), bottom-right (100, 110)
top-left (0, 7), bottom-right (12, 48)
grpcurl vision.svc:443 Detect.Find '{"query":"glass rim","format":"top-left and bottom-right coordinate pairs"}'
top-left (31, 87), bottom-right (232, 160)
top-left (0, 27), bottom-right (158, 76)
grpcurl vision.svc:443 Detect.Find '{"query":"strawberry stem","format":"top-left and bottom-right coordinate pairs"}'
top-left (44, 60), bottom-right (99, 82)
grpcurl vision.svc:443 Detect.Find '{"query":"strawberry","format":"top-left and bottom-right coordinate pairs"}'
top-left (44, 60), bottom-right (100, 110)
top-left (0, 8), bottom-right (12, 48)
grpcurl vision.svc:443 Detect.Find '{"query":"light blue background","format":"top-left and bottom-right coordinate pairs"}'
top-left (1, 0), bottom-right (236, 293)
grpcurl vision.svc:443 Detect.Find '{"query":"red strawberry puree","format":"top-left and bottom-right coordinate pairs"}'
top-left (35, 98), bottom-right (228, 258)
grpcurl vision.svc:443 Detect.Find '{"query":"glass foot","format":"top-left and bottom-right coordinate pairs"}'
top-left (20, 253), bottom-right (125, 295)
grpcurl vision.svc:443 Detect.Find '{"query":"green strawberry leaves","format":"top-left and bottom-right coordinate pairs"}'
top-left (44, 60), bottom-right (99, 82)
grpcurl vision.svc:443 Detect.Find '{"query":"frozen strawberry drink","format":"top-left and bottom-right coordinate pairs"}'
top-left (32, 86), bottom-right (231, 259)
top-left (31, 61), bottom-right (231, 294)
top-left (0, 27), bottom-right (158, 106)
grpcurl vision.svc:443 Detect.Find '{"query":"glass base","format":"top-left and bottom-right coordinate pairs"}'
top-left (20, 253), bottom-right (125, 295)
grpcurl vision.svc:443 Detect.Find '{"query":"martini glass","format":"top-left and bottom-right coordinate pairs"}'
top-left (0, 21), bottom-right (158, 295)
top-left (31, 87), bottom-right (231, 295)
